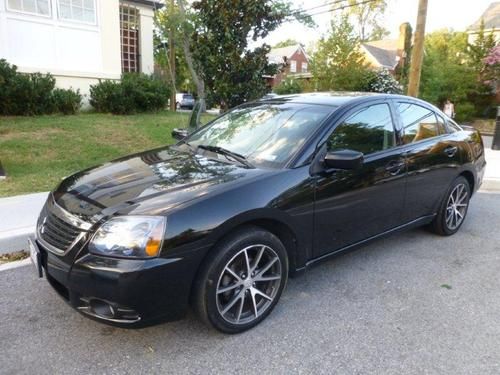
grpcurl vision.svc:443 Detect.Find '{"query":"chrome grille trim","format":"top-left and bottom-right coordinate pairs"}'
top-left (37, 194), bottom-right (92, 256)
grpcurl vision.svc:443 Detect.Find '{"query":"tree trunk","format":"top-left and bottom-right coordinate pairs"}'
top-left (177, 0), bottom-right (206, 114)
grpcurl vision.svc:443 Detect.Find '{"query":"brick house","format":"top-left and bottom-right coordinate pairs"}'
top-left (265, 44), bottom-right (311, 88)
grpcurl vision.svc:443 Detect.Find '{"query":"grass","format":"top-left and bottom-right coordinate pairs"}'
top-left (0, 111), bottom-right (214, 197)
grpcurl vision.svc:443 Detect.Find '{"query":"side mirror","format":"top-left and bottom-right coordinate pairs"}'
top-left (172, 128), bottom-right (189, 141)
top-left (324, 150), bottom-right (363, 170)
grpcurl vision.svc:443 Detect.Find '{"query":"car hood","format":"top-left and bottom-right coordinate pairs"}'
top-left (52, 146), bottom-right (267, 222)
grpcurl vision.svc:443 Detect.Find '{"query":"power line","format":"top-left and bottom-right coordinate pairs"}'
top-left (291, 0), bottom-right (346, 15)
top-left (285, 0), bottom-right (379, 22)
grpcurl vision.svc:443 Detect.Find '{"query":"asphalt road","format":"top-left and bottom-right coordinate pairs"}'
top-left (1, 191), bottom-right (500, 375)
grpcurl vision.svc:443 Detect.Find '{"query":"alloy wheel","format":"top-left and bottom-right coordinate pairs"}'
top-left (445, 183), bottom-right (468, 230)
top-left (216, 244), bottom-right (282, 325)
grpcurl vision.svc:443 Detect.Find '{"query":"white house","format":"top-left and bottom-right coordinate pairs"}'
top-left (0, 0), bottom-right (162, 100)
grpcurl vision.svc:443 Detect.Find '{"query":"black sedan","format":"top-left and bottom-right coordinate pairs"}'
top-left (30, 93), bottom-right (486, 333)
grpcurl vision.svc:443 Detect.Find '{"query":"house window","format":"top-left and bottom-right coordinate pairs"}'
top-left (302, 62), bottom-right (308, 73)
top-left (290, 60), bottom-right (297, 73)
top-left (58, 0), bottom-right (96, 24)
top-left (120, 4), bottom-right (140, 73)
top-left (7, 0), bottom-right (51, 16)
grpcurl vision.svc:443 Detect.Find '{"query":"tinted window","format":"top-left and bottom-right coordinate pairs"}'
top-left (327, 104), bottom-right (395, 155)
top-left (187, 104), bottom-right (333, 168)
top-left (447, 119), bottom-right (462, 133)
top-left (398, 103), bottom-right (439, 144)
top-left (436, 115), bottom-right (447, 135)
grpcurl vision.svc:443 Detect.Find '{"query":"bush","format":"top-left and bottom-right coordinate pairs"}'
top-left (455, 102), bottom-right (476, 123)
top-left (0, 59), bottom-right (81, 115)
top-left (90, 73), bottom-right (170, 114)
top-left (0, 59), bottom-right (57, 115)
top-left (52, 88), bottom-right (82, 115)
top-left (362, 69), bottom-right (403, 94)
top-left (273, 78), bottom-right (303, 95)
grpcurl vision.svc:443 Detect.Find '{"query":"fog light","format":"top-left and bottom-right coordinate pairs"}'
top-left (89, 299), bottom-right (115, 319)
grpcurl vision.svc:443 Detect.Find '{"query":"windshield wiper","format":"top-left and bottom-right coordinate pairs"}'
top-left (197, 144), bottom-right (254, 168)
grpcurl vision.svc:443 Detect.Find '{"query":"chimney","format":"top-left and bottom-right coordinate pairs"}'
top-left (397, 23), bottom-right (412, 68)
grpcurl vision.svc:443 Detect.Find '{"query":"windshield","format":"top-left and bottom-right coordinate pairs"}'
top-left (183, 94), bottom-right (194, 100)
top-left (186, 103), bottom-right (334, 168)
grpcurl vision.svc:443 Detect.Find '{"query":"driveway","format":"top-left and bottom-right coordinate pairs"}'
top-left (1, 191), bottom-right (500, 374)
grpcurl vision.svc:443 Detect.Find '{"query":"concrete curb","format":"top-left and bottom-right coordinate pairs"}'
top-left (0, 191), bottom-right (48, 255)
top-left (0, 258), bottom-right (31, 272)
top-left (481, 178), bottom-right (500, 192)
top-left (0, 227), bottom-right (34, 255)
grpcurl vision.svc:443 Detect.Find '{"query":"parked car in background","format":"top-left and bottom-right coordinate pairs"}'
top-left (176, 93), bottom-right (195, 109)
top-left (30, 93), bottom-right (485, 334)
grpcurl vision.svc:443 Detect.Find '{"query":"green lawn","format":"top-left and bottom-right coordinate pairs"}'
top-left (0, 111), bottom-right (214, 197)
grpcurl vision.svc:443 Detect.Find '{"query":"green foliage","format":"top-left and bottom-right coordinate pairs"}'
top-left (51, 88), bottom-right (82, 115)
top-left (467, 19), bottom-right (497, 72)
top-left (0, 59), bottom-right (57, 116)
top-left (362, 69), bottom-right (402, 94)
top-left (311, 16), bottom-right (371, 91)
top-left (339, 0), bottom-right (387, 41)
top-left (273, 78), bottom-right (303, 95)
top-left (455, 102), bottom-right (476, 123)
top-left (419, 29), bottom-right (496, 121)
top-left (154, 3), bottom-right (197, 93)
top-left (190, 0), bottom-right (310, 109)
top-left (90, 74), bottom-right (170, 115)
top-left (0, 59), bottom-right (82, 116)
top-left (273, 39), bottom-right (299, 48)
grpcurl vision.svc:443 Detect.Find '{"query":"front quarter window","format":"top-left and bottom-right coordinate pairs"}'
top-left (186, 104), bottom-right (333, 168)
top-left (328, 104), bottom-right (395, 155)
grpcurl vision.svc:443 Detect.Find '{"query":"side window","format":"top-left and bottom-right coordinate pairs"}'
top-left (328, 104), bottom-right (395, 155)
top-left (447, 119), bottom-right (462, 133)
top-left (436, 115), bottom-right (448, 135)
top-left (397, 103), bottom-right (439, 144)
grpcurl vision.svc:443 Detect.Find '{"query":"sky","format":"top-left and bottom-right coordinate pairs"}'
top-left (260, 0), bottom-right (495, 47)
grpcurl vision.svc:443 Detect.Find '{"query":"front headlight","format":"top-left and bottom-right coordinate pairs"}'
top-left (89, 216), bottom-right (166, 258)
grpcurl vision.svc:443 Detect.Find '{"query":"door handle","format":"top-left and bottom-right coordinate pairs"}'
top-left (385, 160), bottom-right (405, 175)
top-left (444, 146), bottom-right (458, 157)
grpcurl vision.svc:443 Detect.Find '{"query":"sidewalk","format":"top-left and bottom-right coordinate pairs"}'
top-left (0, 192), bottom-right (47, 255)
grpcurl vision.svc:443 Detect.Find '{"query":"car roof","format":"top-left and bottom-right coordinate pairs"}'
top-left (256, 92), bottom-right (425, 108)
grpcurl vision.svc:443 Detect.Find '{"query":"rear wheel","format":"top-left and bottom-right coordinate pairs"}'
top-left (193, 226), bottom-right (288, 333)
top-left (430, 176), bottom-right (470, 236)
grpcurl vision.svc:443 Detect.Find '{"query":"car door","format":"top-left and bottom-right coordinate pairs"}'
top-left (312, 101), bottom-right (407, 258)
top-left (395, 102), bottom-right (462, 222)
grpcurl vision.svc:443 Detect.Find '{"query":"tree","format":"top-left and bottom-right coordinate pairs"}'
top-left (273, 39), bottom-right (299, 48)
top-left (274, 78), bottom-right (303, 94)
top-left (419, 30), bottom-right (477, 121)
top-left (311, 16), bottom-right (370, 91)
top-left (467, 19), bottom-right (497, 73)
top-left (339, 0), bottom-right (388, 41)
top-left (155, 1), bottom-right (206, 109)
top-left (363, 69), bottom-right (402, 94)
top-left (190, 0), bottom-right (312, 110)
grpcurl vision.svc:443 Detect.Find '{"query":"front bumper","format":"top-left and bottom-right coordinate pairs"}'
top-left (36, 239), bottom-right (206, 328)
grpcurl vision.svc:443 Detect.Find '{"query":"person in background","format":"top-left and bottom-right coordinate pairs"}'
top-left (443, 99), bottom-right (455, 118)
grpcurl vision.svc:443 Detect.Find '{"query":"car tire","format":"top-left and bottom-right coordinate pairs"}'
top-left (429, 176), bottom-right (471, 236)
top-left (192, 226), bottom-right (288, 334)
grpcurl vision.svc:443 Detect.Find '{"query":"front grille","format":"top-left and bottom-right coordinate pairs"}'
top-left (39, 205), bottom-right (85, 254)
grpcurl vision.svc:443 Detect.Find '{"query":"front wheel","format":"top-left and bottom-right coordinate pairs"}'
top-left (430, 176), bottom-right (471, 236)
top-left (193, 226), bottom-right (288, 333)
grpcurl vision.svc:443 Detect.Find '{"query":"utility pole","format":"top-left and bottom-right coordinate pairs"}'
top-left (407, 0), bottom-right (428, 97)
top-left (169, 0), bottom-right (176, 111)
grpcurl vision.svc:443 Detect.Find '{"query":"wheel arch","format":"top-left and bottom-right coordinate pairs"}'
top-left (459, 170), bottom-right (475, 195)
